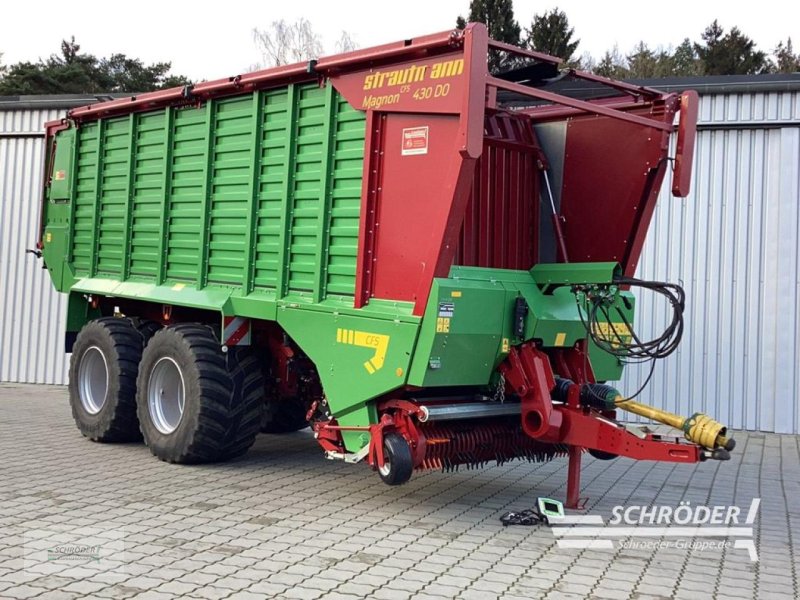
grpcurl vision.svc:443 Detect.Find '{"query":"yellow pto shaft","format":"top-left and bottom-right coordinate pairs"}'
top-left (614, 397), bottom-right (734, 452)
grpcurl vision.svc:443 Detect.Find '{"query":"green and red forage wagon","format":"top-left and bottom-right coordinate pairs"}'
top-left (38, 23), bottom-right (733, 507)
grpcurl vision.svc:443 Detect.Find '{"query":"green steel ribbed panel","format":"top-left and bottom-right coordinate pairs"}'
top-left (207, 96), bottom-right (252, 285)
top-left (327, 96), bottom-right (365, 297)
top-left (64, 83), bottom-right (365, 303)
top-left (253, 88), bottom-right (289, 290)
top-left (129, 112), bottom-right (166, 277)
top-left (167, 107), bottom-right (206, 281)
top-left (288, 84), bottom-right (326, 294)
top-left (71, 123), bottom-right (100, 274)
top-left (96, 117), bottom-right (131, 275)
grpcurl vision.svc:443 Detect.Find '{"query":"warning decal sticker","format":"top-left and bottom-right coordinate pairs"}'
top-left (401, 126), bottom-right (429, 156)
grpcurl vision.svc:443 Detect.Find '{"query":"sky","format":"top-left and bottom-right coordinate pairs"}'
top-left (1, 0), bottom-right (798, 81)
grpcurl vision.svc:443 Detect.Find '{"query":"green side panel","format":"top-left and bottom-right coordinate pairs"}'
top-left (253, 87), bottom-right (289, 290)
top-left (167, 106), bottom-right (207, 281)
top-left (96, 116), bottom-right (133, 275)
top-left (129, 112), bottom-right (167, 278)
top-left (286, 84), bottom-right (325, 295)
top-left (205, 96), bottom-right (252, 285)
top-left (326, 95), bottom-right (365, 297)
top-left (252, 84), bottom-right (366, 300)
top-left (54, 82), bottom-right (365, 307)
top-left (408, 278), bottom-right (512, 387)
top-left (71, 123), bottom-right (100, 276)
top-left (278, 306), bottom-right (420, 451)
top-left (408, 266), bottom-right (634, 387)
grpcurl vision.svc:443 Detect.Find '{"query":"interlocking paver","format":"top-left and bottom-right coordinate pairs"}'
top-left (2, 585), bottom-right (50, 599)
top-left (0, 384), bottom-right (798, 600)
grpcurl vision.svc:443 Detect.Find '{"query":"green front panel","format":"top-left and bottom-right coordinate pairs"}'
top-left (49, 128), bottom-right (75, 201)
top-left (408, 278), bottom-right (512, 387)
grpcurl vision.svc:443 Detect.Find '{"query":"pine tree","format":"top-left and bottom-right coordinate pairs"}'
top-left (773, 38), bottom-right (800, 73)
top-left (456, 0), bottom-right (522, 71)
top-left (594, 45), bottom-right (629, 79)
top-left (694, 20), bottom-right (769, 75)
top-left (524, 8), bottom-right (580, 64)
top-left (0, 38), bottom-right (189, 95)
top-left (672, 38), bottom-right (703, 76)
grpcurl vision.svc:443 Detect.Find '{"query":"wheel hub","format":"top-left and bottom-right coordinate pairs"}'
top-left (148, 357), bottom-right (185, 434)
top-left (77, 346), bottom-right (109, 415)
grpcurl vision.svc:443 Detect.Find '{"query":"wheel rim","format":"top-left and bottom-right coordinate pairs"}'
top-left (379, 456), bottom-right (392, 476)
top-left (78, 346), bottom-right (109, 415)
top-left (148, 357), bottom-right (185, 434)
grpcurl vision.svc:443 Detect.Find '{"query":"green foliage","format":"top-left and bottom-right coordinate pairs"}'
top-left (591, 21), bottom-right (773, 78)
top-left (694, 20), bottom-right (769, 75)
top-left (772, 38), bottom-right (800, 73)
top-left (455, 3), bottom-right (792, 79)
top-left (524, 8), bottom-right (580, 64)
top-left (0, 37), bottom-right (190, 95)
top-left (459, 0), bottom-right (521, 45)
top-left (671, 38), bottom-right (704, 76)
top-left (594, 46), bottom-right (628, 79)
top-left (456, 0), bottom-right (522, 71)
top-left (625, 43), bottom-right (663, 78)
top-left (624, 41), bottom-right (703, 78)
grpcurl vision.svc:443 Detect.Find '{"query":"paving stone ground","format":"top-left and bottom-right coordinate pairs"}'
top-left (1, 383), bottom-right (798, 600)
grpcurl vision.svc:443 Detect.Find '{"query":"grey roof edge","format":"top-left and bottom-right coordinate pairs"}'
top-left (625, 73), bottom-right (800, 95)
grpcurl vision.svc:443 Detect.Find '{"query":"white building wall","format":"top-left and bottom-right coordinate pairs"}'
top-left (625, 90), bottom-right (800, 434)
top-left (0, 107), bottom-right (69, 384)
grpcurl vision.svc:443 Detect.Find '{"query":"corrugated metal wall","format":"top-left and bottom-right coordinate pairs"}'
top-left (625, 91), bottom-right (800, 434)
top-left (0, 107), bottom-right (69, 384)
top-left (1, 91), bottom-right (799, 433)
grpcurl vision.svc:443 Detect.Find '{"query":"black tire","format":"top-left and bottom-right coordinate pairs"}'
top-left (588, 448), bottom-right (618, 461)
top-left (135, 319), bottom-right (162, 342)
top-left (68, 317), bottom-right (149, 442)
top-left (136, 324), bottom-right (264, 464)
top-left (261, 396), bottom-right (308, 433)
top-left (378, 433), bottom-right (414, 485)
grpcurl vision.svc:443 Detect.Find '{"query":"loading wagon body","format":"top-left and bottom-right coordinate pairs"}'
top-left (38, 24), bottom-right (731, 506)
